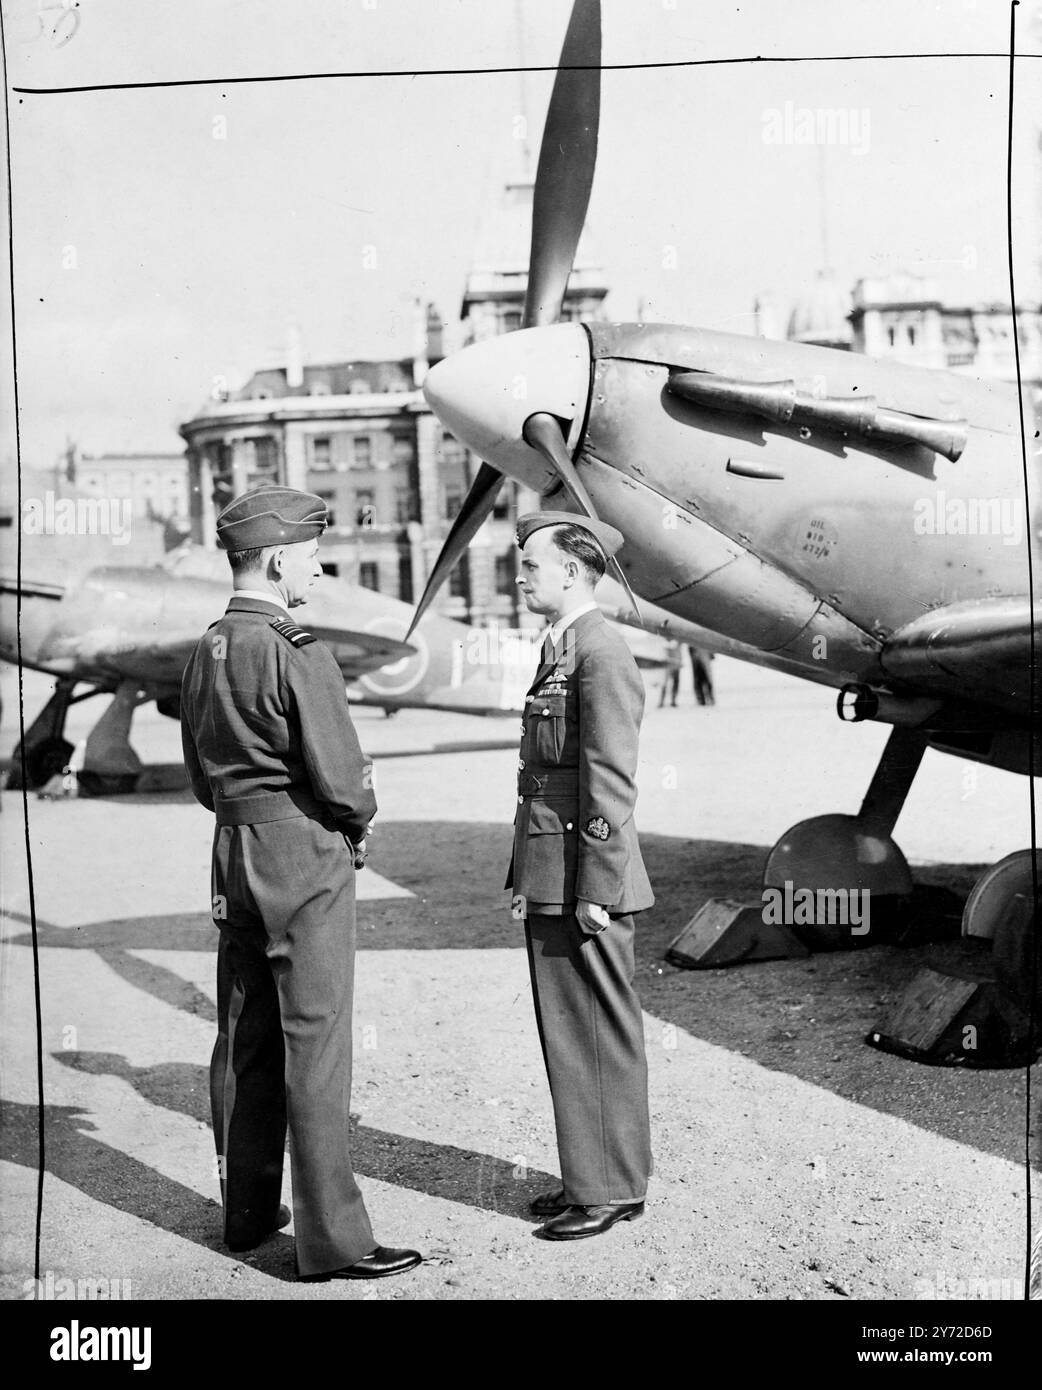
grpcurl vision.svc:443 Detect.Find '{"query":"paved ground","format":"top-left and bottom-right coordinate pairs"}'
top-left (1, 658), bottom-right (1038, 1301)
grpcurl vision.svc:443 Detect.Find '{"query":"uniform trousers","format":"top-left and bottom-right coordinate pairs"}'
top-left (524, 910), bottom-right (652, 1205)
top-left (210, 814), bottom-right (375, 1275)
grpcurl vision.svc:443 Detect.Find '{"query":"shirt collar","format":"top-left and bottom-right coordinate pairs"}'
top-left (230, 588), bottom-right (291, 615)
top-left (545, 600), bottom-right (598, 650)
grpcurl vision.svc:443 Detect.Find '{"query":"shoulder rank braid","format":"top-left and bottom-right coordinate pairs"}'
top-left (269, 617), bottom-right (317, 648)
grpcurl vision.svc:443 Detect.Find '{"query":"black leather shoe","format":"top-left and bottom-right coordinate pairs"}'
top-left (536, 1201), bottom-right (644, 1241)
top-left (299, 1246), bottom-right (423, 1281)
top-left (227, 1203), bottom-right (292, 1253)
top-left (529, 1187), bottom-right (570, 1217)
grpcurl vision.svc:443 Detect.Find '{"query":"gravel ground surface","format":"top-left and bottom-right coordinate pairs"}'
top-left (1, 658), bottom-right (1037, 1301)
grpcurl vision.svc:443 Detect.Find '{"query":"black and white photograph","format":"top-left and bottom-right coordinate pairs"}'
top-left (1, 0), bottom-right (1039, 1354)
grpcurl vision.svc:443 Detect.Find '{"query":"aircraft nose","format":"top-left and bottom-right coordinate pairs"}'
top-left (422, 323), bottom-right (591, 487)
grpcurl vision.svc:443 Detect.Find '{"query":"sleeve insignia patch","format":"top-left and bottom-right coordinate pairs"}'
top-left (269, 618), bottom-right (317, 647)
top-left (586, 816), bottom-right (610, 840)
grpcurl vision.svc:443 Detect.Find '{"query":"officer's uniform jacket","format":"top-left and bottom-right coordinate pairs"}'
top-left (180, 595), bottom-right (376, 840)
top-left (506, 607), bottom-right (654, 915)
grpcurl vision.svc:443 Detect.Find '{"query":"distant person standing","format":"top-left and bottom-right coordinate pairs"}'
top-left (658, 641), bottom-right (683, 708)
top-left (180, 483), bottom-right (421, 1283)
top-left (689, 645), bottom-right (715, 706)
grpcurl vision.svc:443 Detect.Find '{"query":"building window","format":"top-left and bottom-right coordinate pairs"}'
top-left (449, 561), bottom-right (469, 600)
top-left (359, 561), bottom-right (379, 590)
top-left (440, 430), bottom-right (466, 465)
top-left (350, 379), bottom-right (372, 395)
top-left (495, 553), bottom-right (516, 595)
top-left (311, 436), bottom-right (332, 470)
top-left (444, 486), bottom-right (463, 520)
top-left (908, 325), bottom-right (916, 347)
top-left (238, 436), bottom-right (278, 489)
top-left (392, 436), bottom-right (414, 464)
top-left (398, 552), bottom-right (413, 604)
top-left (502, 309), bottom-right (522, 333)
top-left (355, 489), bottom-right (375, 528)
top-left (395, 488), bottom-right (415, 525)
top-left (887, 325), bottom-right (896, 347)
top-left (321, 561), bottom-right (340, 577)
top-left (314, 489), bottom-right (336, 526)
top-left (353, 435), bottom-right (372, 468)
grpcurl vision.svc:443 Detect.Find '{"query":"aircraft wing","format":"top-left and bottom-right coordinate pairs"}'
top-left (36, 623), bottom-right (416, 689)
top-left (880, 596), bottom-right (1040, 717)
top-left (15, 563), bottom-right (420, 693)
top-left (296, 626), bottom-right (417, 676)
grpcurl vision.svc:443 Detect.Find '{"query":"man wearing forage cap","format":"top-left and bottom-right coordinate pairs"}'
top-left (508, 510), bottom-right (654, 1241)
top-left (180, 483), bottom-right (421, 1281)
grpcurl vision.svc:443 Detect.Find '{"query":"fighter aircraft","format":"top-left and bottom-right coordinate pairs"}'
top-left (0, 537), bottom-right (535, 793)
top-left (409, 0), bottom-right (1040, 941)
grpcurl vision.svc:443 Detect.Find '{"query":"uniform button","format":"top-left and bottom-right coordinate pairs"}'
top-left (518, 759), bottom-right (525, 771)
top-left (517, 795), bottom-right (524, 805)
top-left (525, 695), bottom-right (534, 703)
top-left (519, 724), bottom-right (525, 736)
top-left (566, 822), bottom-right (573, 831)
top-left (542, 707), bottom-right (550, 716)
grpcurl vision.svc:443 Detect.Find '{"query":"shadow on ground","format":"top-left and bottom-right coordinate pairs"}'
top-left (1, 1071), bottom-right (554, 1283)
top-left (5, 818), bottom-right (1037, 1173)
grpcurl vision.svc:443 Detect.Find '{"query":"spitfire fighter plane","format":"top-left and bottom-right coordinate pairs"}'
top-left (410, 0), bottom-right (1040, 941)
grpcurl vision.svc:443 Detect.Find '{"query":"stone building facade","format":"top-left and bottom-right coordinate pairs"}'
top-left (179, 177), bottom-right (609, 627)
top-left (759, 269), bottom-right (1041, 385)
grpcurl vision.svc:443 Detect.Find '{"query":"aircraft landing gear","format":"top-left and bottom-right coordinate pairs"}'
top-left (6, 678), bottom-right (86, 790)
top-left (77, 679), bottom-right (148, 796)
top-left (964, 850), bottom-right (1041, 1016)
top-left (867, 853), bottom-right (1039, 1067)
top-left (7, 677), bottom-right (150, 795)
top-left (762, 726), bottom-right (924, 949)
top-left (665, 727), bottom-right (928, 967)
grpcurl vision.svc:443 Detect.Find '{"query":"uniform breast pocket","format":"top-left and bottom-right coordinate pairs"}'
top-left (532, 694), bottom-right (574, 762)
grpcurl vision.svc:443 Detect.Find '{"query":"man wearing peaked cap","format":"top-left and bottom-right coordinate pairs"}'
top-left (507, 510), bottom-right (655, 1241)
top-left (180, 483), bottom-right (422, 1281)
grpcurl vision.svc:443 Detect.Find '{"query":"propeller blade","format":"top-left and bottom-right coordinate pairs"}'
top-left (408, 1), bottom-right (602, 636)
top-left (405, 461), bottom-right (505, 638)
top-left (605, 561), bottom-right (642, 625)
top-left (523, 412), bottom-right (598, 515)
top-left (522, 413), bottom-right (641, 621)
top-left (522, 0), bottom-right (602, 329)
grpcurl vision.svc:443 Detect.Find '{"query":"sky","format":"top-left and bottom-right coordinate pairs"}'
top-left (1, 0), bottom-right (1040, 472)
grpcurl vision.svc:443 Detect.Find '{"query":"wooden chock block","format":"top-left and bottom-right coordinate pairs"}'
top-left (867, 965), bottom-right (1038, 1067)
top-left (666, 898), bottom-right (810, 969)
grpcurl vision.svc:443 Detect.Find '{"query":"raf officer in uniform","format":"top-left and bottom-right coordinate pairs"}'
top-left (180, 483), bottom-right (422, 1282)
top-left (508, 512), bottom-right (655, 1241)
